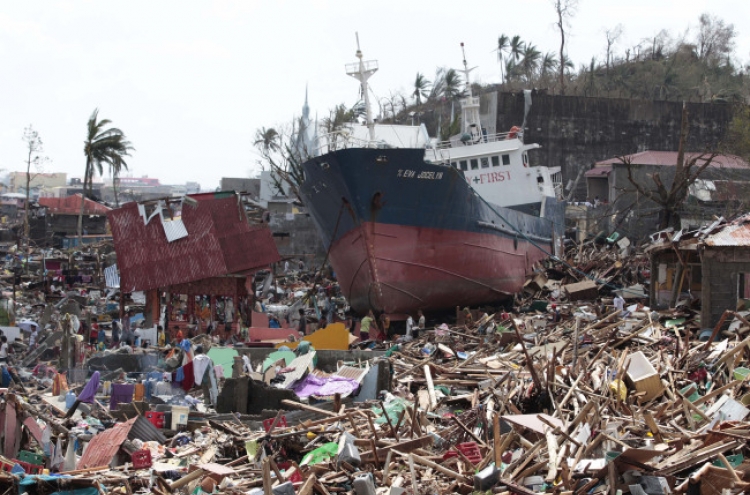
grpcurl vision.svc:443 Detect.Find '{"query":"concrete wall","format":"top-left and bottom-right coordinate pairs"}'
top-left (702, 247), bottom-right (750, 328)
top-left (494, 92), bottom-right (733, 201)
top-left (267, 205), bottom-right (326, 265)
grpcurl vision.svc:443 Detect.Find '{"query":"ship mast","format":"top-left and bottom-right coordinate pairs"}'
top-left (458, 42), bottom-right (481, 139)
top-left (346, 33), bottom-right (378, 142)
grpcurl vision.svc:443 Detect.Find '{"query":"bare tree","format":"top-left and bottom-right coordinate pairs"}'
top-left (21, 126), bottom-right (50, 271)
top-left (696, 13), bottom-right (736, 64)
top-left (622, 103), bottom-right (717, 230)
top-left (553, 0), bottom-right (578, 95)
top-left (605, 24), bottom-right (624, 73)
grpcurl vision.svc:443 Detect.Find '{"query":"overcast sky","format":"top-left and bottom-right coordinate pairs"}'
top-left (2, 1), bottom-right (749, 190)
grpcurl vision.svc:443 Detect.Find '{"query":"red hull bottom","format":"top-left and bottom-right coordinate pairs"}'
top-left (329, 222), bottom-right (548, 315)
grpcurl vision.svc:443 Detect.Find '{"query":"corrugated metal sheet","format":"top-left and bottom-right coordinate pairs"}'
top-left (597, 151), bottom-right (750, 169)
top-left (77, 417), bottom-right (136, 469)
top-left (108, 193), bottom-right (280, 292)
top-left (129, 415), bottom-right (167, 444)
top-left (705, 222), bottom-right (750, 247)
top-left (39, 194), bottom-right (111, 215)
top-left (335, 365), bottom-right (370, 383)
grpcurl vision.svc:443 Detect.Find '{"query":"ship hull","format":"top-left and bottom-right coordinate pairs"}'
top-left (300, 147), bottom-right (564, 315)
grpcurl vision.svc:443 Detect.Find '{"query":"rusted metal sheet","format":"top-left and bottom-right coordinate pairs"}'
top-left (108, 192), bottom-right (280, 292)
top-left (77, 417), bottom-right (136, 469)
top-left (128, 415), bottom-right (167, 444)
top-left (38, 194), bottom-right (111, 215)
top-left (705, 222), bottom-right (750, 247)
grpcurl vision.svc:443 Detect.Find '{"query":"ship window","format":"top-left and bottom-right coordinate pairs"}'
top-left (451, 162), bottom-right (458, 169)
top-left (460, 160), bottom-right (468, 171)
top-left (523, 153), bottom-right (528, 165)
top-left (481, 157), bottom-right (490, 168)
top-left (470, 159), bottom-right (479, 170)
top-left (491, 156), bottom-right (500, 167)
top-left (502, 154), bottom-right (511, 165)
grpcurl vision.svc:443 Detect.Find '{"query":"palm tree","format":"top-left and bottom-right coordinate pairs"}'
top-left (509, 35), bottom-right (525, 63)
top-left (78, 108), bottom-right (133, 242)
top-left (412, 73), bottom-right (431, 105)
top-left (539, 52), bottom-right (559, 86)
top-left (253, 127), bottom-right (280, 156)
top-left (110, 155), bottom-right (128, 208)
top-left (496, 34), bottom-right (510, 82)
top-left (442, 68), bottom-right (463, 99)
top-left (520, 44), bottom-right (542, 82)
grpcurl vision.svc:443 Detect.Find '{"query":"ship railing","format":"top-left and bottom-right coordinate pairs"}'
top-left (433, 129), bottom-right (523, 150)
top-left (345, 60), bottom-right (378, 74)
top-left (314, 132), bottom-right (385, 155)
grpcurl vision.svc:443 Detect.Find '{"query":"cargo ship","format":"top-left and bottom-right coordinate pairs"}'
top-left (299, 41), bottom-right (565, 315)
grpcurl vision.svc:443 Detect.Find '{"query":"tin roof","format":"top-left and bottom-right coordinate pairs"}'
top-left (596, 151), bottom-right (750, 169)
top-left (38, 194), bottom-right (111, 215)
top-left (108, 192), bottom-right (280, 292)
top-left (584, 164), bottom-right (612, 178)
top-left (704, 215), bottom-right (750, 247)
top-left (77, 417), bottom-right (135, 469)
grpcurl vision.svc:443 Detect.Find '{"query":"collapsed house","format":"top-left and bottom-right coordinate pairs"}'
top-left (107, 192), bottom-right (281, 335)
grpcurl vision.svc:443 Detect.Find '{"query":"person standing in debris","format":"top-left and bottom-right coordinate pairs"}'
top-left (405, 314), bottom-right (414, 340)
top-left (157, 326), bottom-right (166, 347)
top-left (361, 310), bottom-right (378, 341)
top-left (613, 293), bottom-right (625, 313)
top-left (193, 345), bottom-right (217, 406)
top-left (29, 325), bottom-right (40, 351)
top-left (0, 336), bottom-right (9, 364)
top-left (297, 309), bottom-right (307, 336)
top-left (111, 321), bottom-right (121, 348)
top-left (417, 309), bottom-right (426, 337)
top-left (551, 304), bottom-right (561, 323)
top-left (379, 313), bottom-right (391, 340)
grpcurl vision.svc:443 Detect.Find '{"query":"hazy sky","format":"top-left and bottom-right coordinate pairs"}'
top-left (2, 1), bottom-right (749, 190)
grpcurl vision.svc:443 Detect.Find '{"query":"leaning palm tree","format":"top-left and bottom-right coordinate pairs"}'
top-left (78, 108), bottom-right (133, 242)
top-left (509, 35), bottom-right (525, 63)
top-left (496, 34), bottom-right (510, 83)
top-left (412, 73), bottom-right (431, 105)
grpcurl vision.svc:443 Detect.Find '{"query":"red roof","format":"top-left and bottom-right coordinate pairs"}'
top-left (596, 151), bottom-right (750, 169)
top-left (38, 194), bottom-right (111, 215)
top-left (77, 417), bottom-right (135, 469)
top-left (585, 164), bottom-right (612, 178)
top-left (108, 192), bottom-right (280, 292)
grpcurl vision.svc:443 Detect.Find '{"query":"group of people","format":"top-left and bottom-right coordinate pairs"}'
top-left (359, 309), bottom-right (425, 342)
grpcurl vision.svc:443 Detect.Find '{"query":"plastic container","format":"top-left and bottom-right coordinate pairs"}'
top-left (352, 473), bottom-right (376, 495)
top-left (456, 442), bottom-right (482, 465)
top-left (474, 464), bottom-right (499, 491)
top-left (337, 432), bottom-right (361, 468)
top-left (145, 411), bottom-right (165, 429)
top-left (12, 460), bottom-right (44, 475)
top-left (16, 451), bottom-right (44, 467)
top-left (263, 416), bottom-right (287, 432)
top-left (65, 390), bottom-right (77, 409)
top-left (171, 405), bottom-right (189, 430)
top-left (131, 449), bottom-right (152, 469)
top-left (734, 367), bottom-right (750, 381)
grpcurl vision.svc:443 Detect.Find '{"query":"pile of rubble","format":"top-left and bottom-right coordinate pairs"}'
top-left (3, 288), bottom-right (750, 495)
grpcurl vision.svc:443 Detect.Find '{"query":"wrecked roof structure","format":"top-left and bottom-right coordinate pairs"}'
top-left (648, 214), bottom-right (750, 327)
top-left (108, 191), bottom-right (281, 292)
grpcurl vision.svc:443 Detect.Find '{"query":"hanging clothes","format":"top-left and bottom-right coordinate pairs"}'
top-left (109, 383), bottom-right (135, 410)
top-left (193, 355), bottom-right (211, 385)
top-left (180, 361), bottom-right (195, 392)
top-left (134, 383), bottom-right (145, 402)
